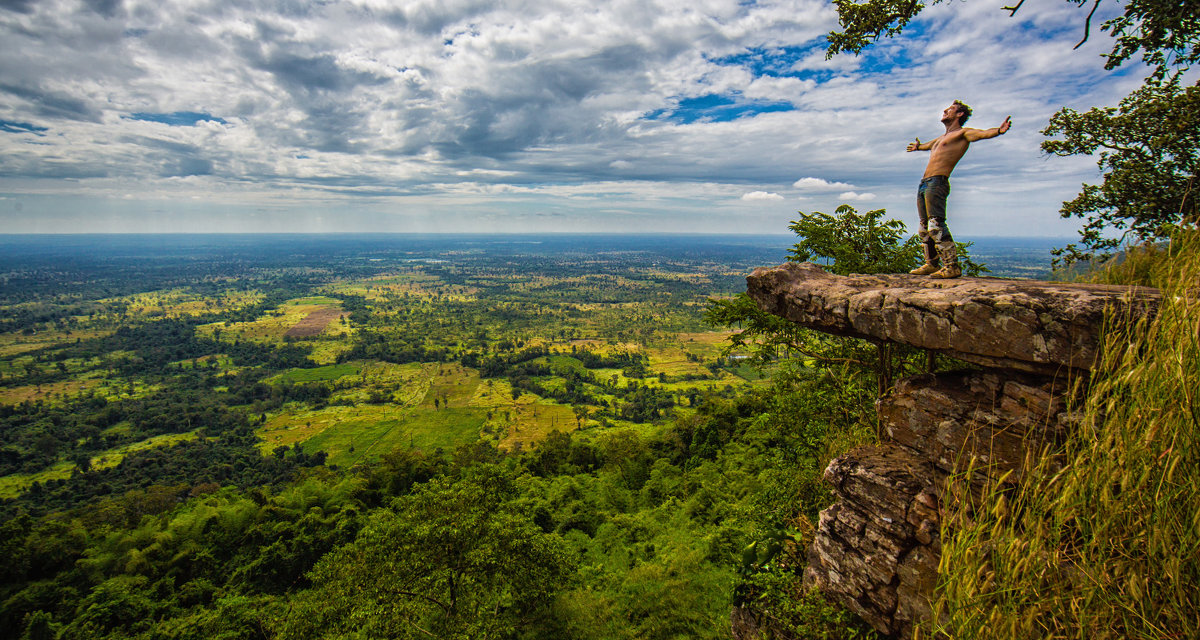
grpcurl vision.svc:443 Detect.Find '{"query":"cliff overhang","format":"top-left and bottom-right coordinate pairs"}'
top-left (741, 262), bottom-right (1161, 637)
top-left (747, 261), bottom-right (1158, 375)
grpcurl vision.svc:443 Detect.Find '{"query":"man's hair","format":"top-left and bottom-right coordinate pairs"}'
top-left (953, 100), bottom-right (972, 125)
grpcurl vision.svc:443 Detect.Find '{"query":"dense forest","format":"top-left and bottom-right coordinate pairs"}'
top-left (0, 232), bottom-right (892, 639)
top-left (5, 226), bottom-right (1189, 639)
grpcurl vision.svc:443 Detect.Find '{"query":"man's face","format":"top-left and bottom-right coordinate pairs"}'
top-left (941, 104), bottom-right (961, 124)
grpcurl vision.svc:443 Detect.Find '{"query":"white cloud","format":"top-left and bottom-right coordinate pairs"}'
top-left (742, 191), bottom-right (784, 201)
top-left (838, 191), bottom-right (876, 201)
top-left (793, 177), bottom-right (855, 191)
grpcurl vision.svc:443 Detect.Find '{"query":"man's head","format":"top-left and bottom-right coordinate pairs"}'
top-left (942, 100), bottom-right (972, 126)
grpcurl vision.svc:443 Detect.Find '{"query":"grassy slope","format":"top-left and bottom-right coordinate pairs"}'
top-left (930, 233), bottom-right (1200, 639)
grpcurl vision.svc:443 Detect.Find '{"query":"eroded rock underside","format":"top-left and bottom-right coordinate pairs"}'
top-left (741, 263), bottom-right (1160, 638)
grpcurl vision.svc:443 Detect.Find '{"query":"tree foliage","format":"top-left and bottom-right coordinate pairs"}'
top-left (787, 205), bottom-right (923, 275)
top-left (1043, 79), bottom-right (1199, 263)
top-left (276, 467), bottom-right (574, 640)
top-left (827, 0), bottom-right (1199, 78)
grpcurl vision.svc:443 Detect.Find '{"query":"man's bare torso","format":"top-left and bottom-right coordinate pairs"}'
top-left (923, 129), bottom-right (971, 178)
top-left (909, 104), bottom-right (1010, 177)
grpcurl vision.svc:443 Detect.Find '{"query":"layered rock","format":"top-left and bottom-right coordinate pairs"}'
top-left (880, 370), bottom-right (1076, 485)
top-left (747, 261), bottom-right (1158, 375)
top-left (743, 263), bottom-right (1160, 638)
top-left (803, 445), bottom-right (942, 635)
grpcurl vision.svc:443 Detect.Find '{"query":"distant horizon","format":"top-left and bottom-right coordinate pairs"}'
top-left (0, 229), bottom-right (1071, 281)
top-left (0, 231), bottom-right (1078, 239)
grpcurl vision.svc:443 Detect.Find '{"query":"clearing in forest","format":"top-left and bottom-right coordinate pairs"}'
top-left (256, 362), bottom-right (600, 462)
top-left (258, 403), bottom-right (487, 467)
top-left (496, 396), bottom-right (578, 452)
top-left (0, 377), bottom-right (103, 405)
top-left (199, 298), bottom-right (348, 348)
top-left (284, 307), bottom-right (346, 338)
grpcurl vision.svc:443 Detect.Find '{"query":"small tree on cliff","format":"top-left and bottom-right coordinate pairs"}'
top-left (706, 204), bottom-right (980, 396)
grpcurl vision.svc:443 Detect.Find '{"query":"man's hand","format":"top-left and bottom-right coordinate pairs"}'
top-left (907, 137), bottom-right (921, 152)
top-left (999, 116), bottom-right (1012, 135)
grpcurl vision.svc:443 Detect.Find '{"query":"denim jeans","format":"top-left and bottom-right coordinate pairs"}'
top-left (916, 175), bottom-right (954, 264)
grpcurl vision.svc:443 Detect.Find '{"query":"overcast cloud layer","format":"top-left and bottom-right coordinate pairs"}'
top-left (0, 0), bottom-right (1144, 235)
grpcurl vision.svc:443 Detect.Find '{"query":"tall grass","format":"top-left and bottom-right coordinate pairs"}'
top-left (1074, 231), bottom-right (1199, 289)
top-left (928, 231), bottom-right (1200, 639)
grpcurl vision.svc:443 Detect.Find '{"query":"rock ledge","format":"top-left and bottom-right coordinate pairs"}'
top-left (742, 263), bottom-right (1160, 638)
top-left (747, 261), bottom-right (1159, 375)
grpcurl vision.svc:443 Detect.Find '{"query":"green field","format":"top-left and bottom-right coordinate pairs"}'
top-left (275, 363), bottom-right (361, 383)
top-left (0, 236), bottom-right (767, 512)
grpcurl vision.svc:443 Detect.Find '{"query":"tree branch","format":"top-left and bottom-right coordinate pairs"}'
top-left (1073, 0), bottom-right (1103, 50)
top-left (785, 342), bottom-right (872, 370)
top-left (392, 589), bottom-right (453, 614)
top-left (403, 618), bottom-right (439, 639)
top-left (1001, 0), bottom-right (1025, 17)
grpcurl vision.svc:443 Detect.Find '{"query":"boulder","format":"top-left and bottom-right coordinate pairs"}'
top-left (803, 445), bottom-right (941, 638)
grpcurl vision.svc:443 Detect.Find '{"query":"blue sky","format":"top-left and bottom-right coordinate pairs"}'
top-left (0, 0), bottom-right (1145, 236)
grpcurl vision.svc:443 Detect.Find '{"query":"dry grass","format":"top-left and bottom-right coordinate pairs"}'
top-left (0, 377), bottom-right (104, 405)
top-left (496, 395), bottom-right (578, 452)
top-left (284, 307), bottom-right (347, 338)
top-left (0, 328), bottom-right (113, 359)
top-left (928, 232), bottom-right (1200, 639)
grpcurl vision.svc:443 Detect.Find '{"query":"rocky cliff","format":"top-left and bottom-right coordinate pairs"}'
top-left (742, 262), bottom-right (1160, 638)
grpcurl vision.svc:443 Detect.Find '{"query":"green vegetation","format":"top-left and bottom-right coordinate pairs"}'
top-left (10, 226), bottom-right (1183, 639)
top-left (4, 234), bottom-right (886, 639)
top-left (929, 232), bottom-right (1200, 639)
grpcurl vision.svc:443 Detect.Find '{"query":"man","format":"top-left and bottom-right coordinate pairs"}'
top-left (906, 100), bottom-right (1011, 278)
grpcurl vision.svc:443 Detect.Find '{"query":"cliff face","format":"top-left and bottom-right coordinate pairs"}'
top-left (743, 262), bottom-right (1160, 638)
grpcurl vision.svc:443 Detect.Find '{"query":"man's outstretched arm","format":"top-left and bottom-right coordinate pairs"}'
top-left (906, 136), bottom-right (934, 152)
top-left (964, 116), bottom-right (1012, 142)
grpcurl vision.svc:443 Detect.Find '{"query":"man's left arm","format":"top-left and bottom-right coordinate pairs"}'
top-left (964, 116), bottom-right (1012, 142)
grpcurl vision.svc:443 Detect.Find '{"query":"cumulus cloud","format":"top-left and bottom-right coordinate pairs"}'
top-left (838, 191), bottom-right (876, 201)
top-left (742, 191), bottom-right (784, 201)
top-left (793, 177), bottom-right (855, 191)
top-left (0, 0), bottom-right (1149, 234)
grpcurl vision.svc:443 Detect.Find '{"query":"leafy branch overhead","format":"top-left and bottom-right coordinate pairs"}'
top-left (827, 0), bottom-right (1200, 79)
top-left (1043, 81), bottom-right (1200, 263)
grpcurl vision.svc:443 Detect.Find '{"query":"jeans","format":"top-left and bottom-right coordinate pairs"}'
top-left (916, 176), bottom-right (954, 264)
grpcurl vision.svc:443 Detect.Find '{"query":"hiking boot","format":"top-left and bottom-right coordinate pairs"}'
top-left (930, 241), bottom-right (961, 278)
top-left (930, 264), bottom-right (962, 279)
top-left (910, 263), bottom-right (940, 276)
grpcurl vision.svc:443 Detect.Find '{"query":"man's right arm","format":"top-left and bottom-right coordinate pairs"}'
top-left (907, 137), bottom-right (932, 152)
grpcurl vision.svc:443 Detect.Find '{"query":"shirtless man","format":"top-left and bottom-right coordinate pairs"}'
top-left (906, 100), bottom-right (1011, 278)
